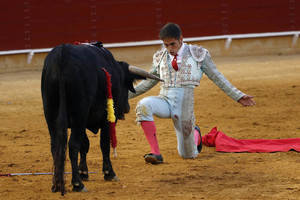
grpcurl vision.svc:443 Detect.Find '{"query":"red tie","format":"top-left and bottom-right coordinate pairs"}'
top-left (172, 54), bottom-right (178, 71)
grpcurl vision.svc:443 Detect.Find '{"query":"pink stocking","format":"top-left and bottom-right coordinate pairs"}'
top-left (141, 121), bottom-right (161, 155)
top-left (194, 129), bottom-right (200, 146)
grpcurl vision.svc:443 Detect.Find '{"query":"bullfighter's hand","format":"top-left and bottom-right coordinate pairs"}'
top-left (238, 95), bottom-right (256, 106)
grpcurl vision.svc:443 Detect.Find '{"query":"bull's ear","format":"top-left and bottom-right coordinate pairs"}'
top-left (128, 84), bottom-right (136, 93)
top-left (128, 75), bottom-right (145, 93)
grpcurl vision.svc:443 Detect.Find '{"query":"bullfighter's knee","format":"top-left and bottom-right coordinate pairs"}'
top-left (176, 131), bottom-right (198, 159)
top-left (136, 98), bottom-right (154, 122)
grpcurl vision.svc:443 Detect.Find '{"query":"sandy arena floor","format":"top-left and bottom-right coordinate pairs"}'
top-left (0, 53), bottom-right (300, 200)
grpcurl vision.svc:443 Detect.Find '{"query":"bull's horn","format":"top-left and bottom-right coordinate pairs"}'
top-left (129, 65), bottom-right (164, 82)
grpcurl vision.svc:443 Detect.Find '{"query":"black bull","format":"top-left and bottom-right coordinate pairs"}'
top-left (41, 43), bottom-right (161, 195)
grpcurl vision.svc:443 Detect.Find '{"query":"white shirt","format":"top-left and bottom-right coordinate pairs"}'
top-left (169, 42), bottom-right (186, 69)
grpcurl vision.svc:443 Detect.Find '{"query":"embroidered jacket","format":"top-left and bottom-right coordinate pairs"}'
top-left (129, 44), bottom-right (245, 101)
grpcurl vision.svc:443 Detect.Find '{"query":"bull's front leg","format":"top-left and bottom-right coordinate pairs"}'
top-left (69, 128), bottom-right (87, 192)
top-left (100, 124), bottom-right (118, 181)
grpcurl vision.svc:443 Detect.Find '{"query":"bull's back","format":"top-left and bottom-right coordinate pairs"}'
top-left (42, 44), bottom-right (101, 97)
top-left (42, 44), bottom-right (108, 128)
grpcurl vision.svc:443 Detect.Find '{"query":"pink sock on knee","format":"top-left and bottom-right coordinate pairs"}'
top-left (194, 129), bottom-right (200, 146)
top-left (141, 121), bottom-right (161, 155)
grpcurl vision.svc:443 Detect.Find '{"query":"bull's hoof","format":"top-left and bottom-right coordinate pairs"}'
top-left (72, 182), bottom-right (87, 192)
top-left (79, 171), bottom-right (89, 181)
top-left (104, 175), bottom-right (119, 182)
top-left (103, 170), bottom-right (118, 181)
top-left (112, 176), bottom-right (120, 182)
top-left (73, 186), bottom-right (88, 192)
top-left (51, 185), bottom-right (66, 195)
top-left (72, 186), bottom-right (88, 192)
top-left (51, 185), bottom-right (58, 193)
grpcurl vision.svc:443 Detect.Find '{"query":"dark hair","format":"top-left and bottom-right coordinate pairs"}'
top-left (159, 23), bottom-right (182, 40)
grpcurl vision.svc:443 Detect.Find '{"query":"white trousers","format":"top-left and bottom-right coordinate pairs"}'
top-left (136, 87), bottom-right (198, 158)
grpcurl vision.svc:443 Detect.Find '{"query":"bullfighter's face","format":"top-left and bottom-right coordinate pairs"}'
top-left (162, 36), bottom-right (183, 56)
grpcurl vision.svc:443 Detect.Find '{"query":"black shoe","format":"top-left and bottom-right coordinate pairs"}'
top-left (195, 125), bottom-right (202, 153)
top-left (144, 153), bottom-right (163, 164)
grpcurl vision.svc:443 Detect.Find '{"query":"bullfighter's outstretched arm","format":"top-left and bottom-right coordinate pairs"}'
top-left (201, 52), bottom-right (245, 102)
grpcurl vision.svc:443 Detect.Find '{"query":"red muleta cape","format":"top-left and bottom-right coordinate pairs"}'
top-left (202, 127), bottom-right (300, 153)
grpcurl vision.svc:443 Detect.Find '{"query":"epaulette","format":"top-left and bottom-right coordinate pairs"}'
top-left (189, 44), bottom-right (208, 62)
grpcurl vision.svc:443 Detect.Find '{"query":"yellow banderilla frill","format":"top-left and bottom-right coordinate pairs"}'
top-left (107, 98), bottom-right (116, 123)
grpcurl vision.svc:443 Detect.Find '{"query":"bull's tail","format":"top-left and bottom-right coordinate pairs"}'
top-left (50, 45), bottom-right (68, 196)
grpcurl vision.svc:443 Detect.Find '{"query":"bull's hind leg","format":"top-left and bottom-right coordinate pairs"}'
top-left (42, 75), bottom-right (67, 194)
top-left (49, 127), bottom-right (67, 195)
top-left (79, 132), bottom-right (90, 181)
top-left (69, 128), bottom-right (87, 192)
top-left (100, 124), bottom-right (118, 181)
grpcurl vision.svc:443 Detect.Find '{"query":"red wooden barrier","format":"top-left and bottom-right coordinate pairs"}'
top-left (0, 0), bottom-right (299, 51)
